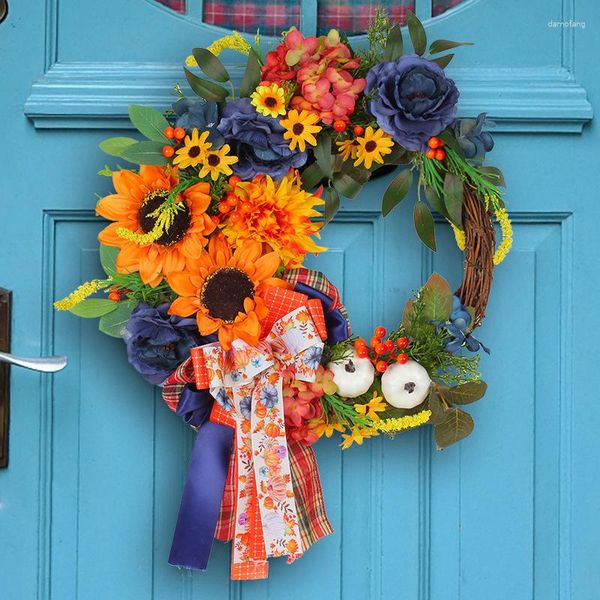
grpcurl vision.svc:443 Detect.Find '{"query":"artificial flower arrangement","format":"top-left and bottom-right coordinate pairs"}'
top-left (55, 10), bottom-right (511, 580)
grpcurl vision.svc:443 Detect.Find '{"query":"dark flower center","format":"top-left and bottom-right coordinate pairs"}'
top-left (264, 96), bottom-right (278, 108)
top-left (188, 146), bottom-right (201, 158)
top-left (207, 153), bottom-right (221, 166)
top-left (365, 141), bottom-right (377, 152)
top-left (200, 267), bottom-right (255, 323)
top-left (139, 190), bottom-right (191, 246)
top-left (292, 123), bottom-right (304, 135)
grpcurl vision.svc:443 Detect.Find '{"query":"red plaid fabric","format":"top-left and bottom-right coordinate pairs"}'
top-left (156, 0), bottom-right (186, 14)
top-left (432, 0), bottom-right (465, 17)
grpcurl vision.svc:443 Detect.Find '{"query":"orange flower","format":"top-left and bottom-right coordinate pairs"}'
top-left (96, 166), bottom-right (215, 287)
top-left (286, 539), bottom-right (299, 554)
top-left (168, 235), bottom-right (284, 349)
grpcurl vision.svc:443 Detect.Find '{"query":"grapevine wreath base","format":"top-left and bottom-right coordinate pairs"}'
top-left (55, 11), bottom-right (511, 580)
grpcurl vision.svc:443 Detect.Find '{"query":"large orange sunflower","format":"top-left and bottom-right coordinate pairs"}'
top-left (168, 235), bottom-right (284, 349)
top-left (97, 166), bottom-right (216, 288)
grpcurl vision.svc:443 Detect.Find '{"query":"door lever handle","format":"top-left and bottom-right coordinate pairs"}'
top-left (0, 351), bottom-right (67, 373)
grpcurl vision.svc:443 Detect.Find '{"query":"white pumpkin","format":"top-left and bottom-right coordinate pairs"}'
top-left (328, 350), bottom-right (375, 399)
top-left (381, 360), bottom-right (431, 409)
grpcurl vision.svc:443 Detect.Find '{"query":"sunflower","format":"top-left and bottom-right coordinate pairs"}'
top-left (168, 235), bottom-right (284, 349)
top-left (354, 126), bottom-right (394, 169)
top-left (221, 171), bottom-right (326, 268)
top-left (251, 83), bottom-right (287, 118)
top-left (280, 109), bottom-right (321, 152)
top-left (336, 138), bottom-right (359, 162)
top-left (173, 129), bottom-right (211, 169)
top-left (97, 166), bottom-right (215, 287)
top-left (198, 144), bottom-right (239, 181)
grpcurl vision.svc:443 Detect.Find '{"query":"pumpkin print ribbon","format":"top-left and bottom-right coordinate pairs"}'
top-left (190, 288), bottom-right (326, 579)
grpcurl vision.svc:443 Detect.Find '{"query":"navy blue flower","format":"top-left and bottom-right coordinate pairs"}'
top-left (214, 388), bottom-right (233, 411)
top-left (260, 384), bottom-right (279, 409)
top-left (172, 98), bottom-right (224, 147)
top-left (304, 346), bottom-right (323, 370)
top-left (454, 113), bottom-right (495, 161)
top-left (365, 55), bottom-right (459, 151)
top-left (433, 296), bottom-right (490, 354)
top-left (239, 395), bottom-right (252, 420)
top-left (217, 98), bottom-right (307, 180)
top-left (123, 302), bottom-right (202, 385)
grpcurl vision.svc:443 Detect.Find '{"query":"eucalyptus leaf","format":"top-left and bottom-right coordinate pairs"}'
top-left (69, 299), bottom-right (118, 319)
top-left (413, 200), bottom-right (436, 251)
top-left (429, 39), bottom-right (473, 55)
top-left (383, 24), bottom-right (404, 61)
top-left (443, 173), bottom-right (464, 228)
top-left (430, 54), bottom-right (454, 69)
top-left (99, 137), bottom-right (138, 157)
top-left (323, 186), bottom-right (340, 225)
top-left (239, 50), bottom-right (262, 98)
top-left (407, 11), bottom-right (427, 55)
top-left (439, 128), bottom-right (464, 158)
top-left (434, 408), bottom-right (474, 449)
top-left (184, 68), bottom-right (229, 102)
top-left (424, 185), bottom-right (449, 218)
top-left (437, 381), bottom-right (488, 405)
top-left (99, 245), bottom-right (119, 276)
top-left (120, 141), bottom-right (168, 166)
top-left (428, 392), bottom-right (447, 425)
top-left (128, 105), bottom-right (170, 143)
top-left (192, 48), bottom-right (230, 82)
top-left (314, 132), bottom-right (333, 179)
top-left (301, 162), bottom-right (325, 190)
top-left (402, 298), bottom-right (415, 331)
top-left (478, 166), bottom-right (506, 187)
top-left (332, 171), bottom-right (363, 199)
top-left (98, 301), bottom-right (134, 338)
top-left (420, 273), bottom-right (452, 321)
top-left (382, 169), bottom-right (413, 216)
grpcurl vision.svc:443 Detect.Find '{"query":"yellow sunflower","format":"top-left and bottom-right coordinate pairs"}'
top-left (198, 144), bottom-right (239, 181)
top-left (173, 129), bottom-right (211, 169)
top-left (251, 83), bottom-right (287, 118)
top-left (354, 126), bottom-right (394, 169)
top-left (221, 171), bottom-right (326, 268)
top-left (280, 109), bottom-right (321, 151)
top-left (336, 138), bottom-right (360, 162)
top-left (354, 392), bottom-right (387, 421)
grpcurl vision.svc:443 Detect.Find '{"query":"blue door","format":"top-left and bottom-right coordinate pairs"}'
top-left (1, 0), bottom-right (597, 598)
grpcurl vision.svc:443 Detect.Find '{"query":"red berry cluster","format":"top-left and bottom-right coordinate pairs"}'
top-left (332, 121), bottom-right (365, 136)
top-left (161, 126), bottom-right (186, 158)
top-left (353, 326), bottom-right (410, 374)
top-left (424, 136), bottom-right (446, 161)
top-left (211, 175), bottom-right (244, 226)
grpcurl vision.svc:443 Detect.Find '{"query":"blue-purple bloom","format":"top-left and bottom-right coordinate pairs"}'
top-left (260, 384), bottom-right (279, 409)
top-left (304, 346), bottom-right (323, 370)
top-left (172, 98), bottom-right (224, 146)
top-left (366, 55), bottom-right (459, 151)
top-left (123, 302), bottom-right (202, 385)
top-left (239, 395), bottom-right (252, 420)
top-left (454, 113), bottom-right (495, 161)
top-left (217, 98), bottom-right (307, 180)
top-left (215, 388), bottom-right (233, 411)
top-left (433, 296), bottom-right (490, 354)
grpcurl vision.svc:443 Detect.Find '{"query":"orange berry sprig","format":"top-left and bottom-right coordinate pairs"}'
top-left (161, 126), bottom-right (186, 158)
top-left (424, 136), bottom-right (446, 161)
top-left (354, 326), bottom-right (410, 373)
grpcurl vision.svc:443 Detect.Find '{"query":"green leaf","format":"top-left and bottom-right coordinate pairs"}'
top-left (478, 166), bottom-right (506, 187)
top-left (99, 137), bottom-right (138, 157)
top-left (120, 141), bottom-right (168, 166)
top-left (402, 298), bottom-right (415, 331)
top-left (407, 11), bottom-right (427, 55)
top-left (420, 273), bottom-right (453, 321)
top-left (443, 173), bottom-right (464, 228)
top-left (438, 129), bottom-right (464, 158)
top-left (382, 169), bottom-right (413, 216)
top-left (69, 299), bottom-right (118, 319)
top-left (434, 408), bottom-right (474, 449)
top-left (239, 50), bottom-right (262, 97)
top-left (428, 392), bottom-right (447, 425)
top-left (99, 245), bottom-right (119, 276)
top-left (383, 24), bottom-right (404, 61)
top-left (301, 163), bottom-right (325, 190)
top-left (430, 54), bottom-right (454, 69)
top-left (192, 48), bottom-right (230, 82)
top-left (314, 132), bottom-right (333, 179)
top-left (98, 301), bottom-right (134, 338)
top-left (98, 165), bottom-right (114, 177)
top-left (413, 200), bottom-right (436, 251)
top-left (424, 185), bottom-right (449, 218)
top-left (128, 105), bottom-right (170, 143)
top-left (384, 145), bottom-right (410, 165)
top-left (332, 171), bottom-right (363, 199)
top-left (437, 381), bottom-right (488, 406)
top-left (184, 68), bottom-right (229, 102)
top-left (323, 186), bottom-right (340, 226)
top-left (429, 39), bottom-right (473, 54)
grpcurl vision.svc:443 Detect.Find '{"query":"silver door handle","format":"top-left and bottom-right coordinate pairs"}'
top-left (0, 351), bottom-right (67, 373)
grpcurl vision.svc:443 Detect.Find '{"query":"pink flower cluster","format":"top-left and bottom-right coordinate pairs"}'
top-left (260, 29), bottom-right (366, 125)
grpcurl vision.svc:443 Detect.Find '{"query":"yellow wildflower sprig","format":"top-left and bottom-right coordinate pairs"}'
top-left (186, 32), bottom-right (251, 65)
top-left (54, 279), bottom-right (109, 311)
top-left (492, 207), bottom-right (513, 265)
top-left (450, 222), bottom-right (466, 251)
top-left (116, 202), bottom-right (181, 246)
top-left (372, 410), bottom-right (432, 434)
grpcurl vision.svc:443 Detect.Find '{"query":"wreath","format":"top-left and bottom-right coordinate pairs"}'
top-left (55, 10), bottom-right (511, 580)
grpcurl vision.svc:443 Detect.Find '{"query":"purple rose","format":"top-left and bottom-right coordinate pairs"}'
top-left (217, 98), bottom-right (307, 180)
top-left (123, 303), bottom-right (202, 385)
top-left (366, 55), bottom-right (459, 151)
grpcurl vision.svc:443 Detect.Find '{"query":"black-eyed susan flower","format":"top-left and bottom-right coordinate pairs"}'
top-left (354, 392), bottom-right (387, 421)
top-left (354, 126), bottom-right (394, 170)
top-left (336, 138), bottom-right (359, 162)
top-left (173, 128), bottom-right (211, 169)
top-left (250, 83), bottom-right (287, 118)
top-left (198, 144), bottom-right (239, 181)
top-left (279, 109), bottom-right (321, 152)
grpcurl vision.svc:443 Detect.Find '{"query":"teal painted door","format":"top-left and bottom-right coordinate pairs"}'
top-left (1, 1), bottom-right (598, 598)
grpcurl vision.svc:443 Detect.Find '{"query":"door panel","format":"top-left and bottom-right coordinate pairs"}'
top-left (1, 0), bottom-right (598, 599)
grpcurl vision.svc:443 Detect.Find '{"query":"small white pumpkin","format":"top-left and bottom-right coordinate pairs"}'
top-left (328, 350), bottom-right (375, 399)
top-left (381, 360), bottom-right (431, 409)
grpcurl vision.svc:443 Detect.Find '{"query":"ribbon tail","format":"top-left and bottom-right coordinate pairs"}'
top-left (168, 420), bottom-right (234, 570)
